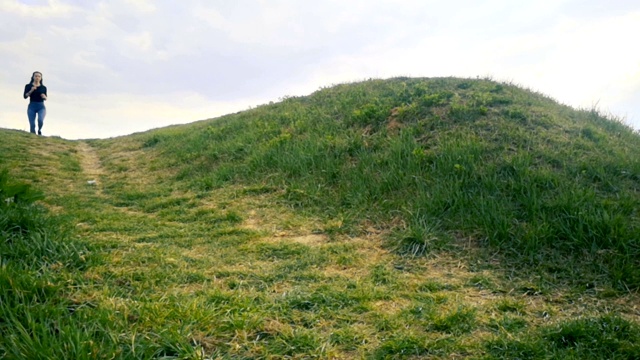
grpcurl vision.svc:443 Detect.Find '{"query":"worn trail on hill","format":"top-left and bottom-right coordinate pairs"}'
top-left (77, 141), bottom-right (105, 196)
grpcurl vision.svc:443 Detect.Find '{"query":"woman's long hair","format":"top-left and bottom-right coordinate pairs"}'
top-left (30, 71), bottom-right (44, 86)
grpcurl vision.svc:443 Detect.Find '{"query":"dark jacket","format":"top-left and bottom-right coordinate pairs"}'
top-left (24, 84), bottom-right (47, 103)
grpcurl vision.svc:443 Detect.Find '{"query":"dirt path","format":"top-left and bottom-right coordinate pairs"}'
top-left (76, 141), bottom-right (105, 196)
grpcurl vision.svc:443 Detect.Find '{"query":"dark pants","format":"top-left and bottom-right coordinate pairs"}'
top-left (27, 102), bottom-right (46, 134)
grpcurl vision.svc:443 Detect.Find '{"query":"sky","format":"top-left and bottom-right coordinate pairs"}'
top-left (1, 0), bottom-right (640, 140)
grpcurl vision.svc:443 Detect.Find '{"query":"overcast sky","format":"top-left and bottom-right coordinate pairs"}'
top-left (1, 0), bottom-right (639, 140)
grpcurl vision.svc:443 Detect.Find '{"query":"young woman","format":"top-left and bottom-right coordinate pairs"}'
top-left (23, 71), bottom-right (47, 135)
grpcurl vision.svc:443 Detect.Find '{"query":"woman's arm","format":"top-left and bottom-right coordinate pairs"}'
top-left (24, 84), bottom-right (35, 99)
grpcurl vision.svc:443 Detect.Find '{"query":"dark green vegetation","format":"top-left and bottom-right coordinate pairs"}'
top-left (1, 77), bottom-right (639, 358)
top-left (0, 169), bottom-right (99, 358)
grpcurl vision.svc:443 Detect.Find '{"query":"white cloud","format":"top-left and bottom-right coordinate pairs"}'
top-left (1, 0), bottom-right (639, 139)
top-left (514, 11), bottom-right (640, 116)
top-left (124, 0), bottom-right (155, 13)
top-left (47, 91), bottom-right (266, 139)
top-left (0, 0), bottom-right (75, 18)
top-left (125, 31), bottom-right (154, 53)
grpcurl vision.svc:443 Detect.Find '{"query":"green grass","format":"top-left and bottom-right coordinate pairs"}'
top-left (134, 77), bottom-right (640, 289)
top-left (1, 77), bottom-right (639, 358)
top-left (484, 314), bottom-right (640, 359)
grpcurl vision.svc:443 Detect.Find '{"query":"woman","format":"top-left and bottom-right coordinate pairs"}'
top-left (23, 71), bottom-right (47, 135)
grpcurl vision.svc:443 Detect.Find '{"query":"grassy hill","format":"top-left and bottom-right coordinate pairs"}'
top-left (1, 77), bottom-right (639, 358)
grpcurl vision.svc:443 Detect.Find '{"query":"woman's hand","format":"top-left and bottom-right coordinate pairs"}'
top-left (41, 94), bottom-right (47, 100)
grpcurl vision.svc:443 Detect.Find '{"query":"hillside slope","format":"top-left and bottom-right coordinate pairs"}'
top-left (2, 77), bottom-right (640, 358)
top-left (101, 77), bottom-right (640, 287)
